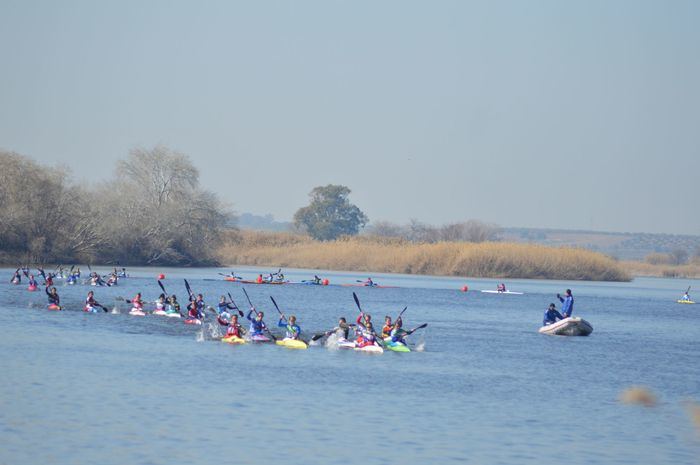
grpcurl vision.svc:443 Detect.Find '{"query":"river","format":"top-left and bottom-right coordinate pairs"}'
top-left (1, 266), bottom-right (699, 464)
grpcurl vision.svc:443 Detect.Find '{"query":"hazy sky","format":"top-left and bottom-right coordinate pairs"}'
top-left (1, 0), bottom-right (698, 234)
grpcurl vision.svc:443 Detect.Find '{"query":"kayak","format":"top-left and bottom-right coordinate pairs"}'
top-left (223, 277), bottom-right (242, 282)
top-left (250, 334), bottom-right (272, 343)
top-left (238, 280), bottom-right (289, 285)
top-left (129, 308), bottom-right (146, 316)
top-left (677, 300), bottom-right (696, 304)
top-left (84, 306), bottom-right (97, 313)
top-left (276, 338), bottom-right (308, 350)
top-left (27, 285), bottom-right (37, 292)
top-left (341, 284), bottom-right (397, 289)
top-left (337, 339), bottom-right (384, 353)
top-left (538, 317), bottom-right (593, 336)
top-left (47, 304), bottom-right (61, 311)
top-left (152, 310), bottom-right (181, 318)
top-left (382, 337), bottom-right (411, 352)
top-left (222, 335), bottom-right (246, 345)
top-left (184, 318), bottom-right (202, 325)
top-left (481, 290), bottom-right (524, 295)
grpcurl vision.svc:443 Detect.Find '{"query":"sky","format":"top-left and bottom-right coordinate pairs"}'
top-left (1, 0), bottom-right (698, 234)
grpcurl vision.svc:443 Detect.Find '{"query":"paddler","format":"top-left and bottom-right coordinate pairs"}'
top-left (388, 317), bottom-right (408, 345)
top-left (246, 309), bottom-right (268, 336)
top-left (543, 303), bottom-right (564, 326)
top-left (10, 269), bottom-right (21, 284)
top-left (336, 317), bottom-right (352, 339)
top-left (312, 275), bottom-right (322, 285)
top-left (46, 286), bottom-right (61, 310)
top-left (256, 274), bottom-right (264, 284)
top-left (557, 289), bottom-right (574, 318)
top-left (154, 294), bottom-right (167, 313)
top-left (356, 321), bottom-right (377, 348)
top-left (195, 293), bottom-right (206, 317)
top-left (167, 295), bottom-right (181, 315)
top-left (217, 295), bottom-right (237, 315)
top-left (28, 274), bottom-right (37, 289)
top-left (364, 277), bottom-right (375, 287)
top-left (187, 298), bottom-right (203, 321)
top-left (497, 283), bottom-right (507, 292)
top-left (131, 293), bottom-right (145, 311)
top-left (225, 314), bottom-right (244, 338)
top-left (84, 290), bottom-right (105, 313)
top-left (681, 290), bottom-right (691, 301)
top-left (381, 316), bottom-right (393, 338)
top-left (277, 314), bottom-right (301, 340)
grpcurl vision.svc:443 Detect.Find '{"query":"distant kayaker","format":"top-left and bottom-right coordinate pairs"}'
top-left (557, 289), bottom-right (574, 317)
top-left (46, 286), bottom-right (61, 310)
top-left (28, 274), bottom-right (37, 288)
top-left (364, 278), bottom-right (375, 287)
top-left (278, 314), bottom-right (301, 340)
top-left (247, 309), bottom-right (268, 336)
top-left (681, 291), bottom-right (691, 301)
top-left (313, 275), bottom-right (322, 285)
top-left (225, 314), bottom-right (244, 338)
top-left (195, 294), bottom-right (205, 316)
top-left (10, 269), bottom-right (21, 284)
top-left (543, 303), bottom-right (564, 326)
top-left (256, 274), bottom-right (264, 284)
top-left (106, 273), bottom-right (118, 286)
top-left (497, 283), bottom-right (507, 292)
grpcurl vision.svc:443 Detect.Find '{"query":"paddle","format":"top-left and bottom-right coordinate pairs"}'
top-left (242, 287), bottom-right (276, 341)
top-left (311, 324), bottom-right (356, 341)
top-left (270, 296), bottom-right (307, 342)
top-left (403, 323), bottom-right (428, 337)
top-left (227, 292), bottom-right (245, 317)
top-left (158, 280), bottom-right (167, 296)
top-left (395, 306), bottom-right (408, 321)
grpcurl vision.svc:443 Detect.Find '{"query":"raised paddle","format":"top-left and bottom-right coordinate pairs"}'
top-left (270, 296), bottom-right (287, 321)
top-left (158, 280), bottom-right (167, 296)
top-left (227, 292), bottom-right (245, 317)
top-left (242, 287), bottom-right (276, 341)
top-left (395, 306), bottom-right (408, 321)
top-left (352, 292), bottom-right (384, 346)
top-left (403, 323), bottom-right (428, 337)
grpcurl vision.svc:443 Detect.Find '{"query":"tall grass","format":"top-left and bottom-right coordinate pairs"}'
top-left (622, 261), bottom-right (700, 279)
top-left (219, 230), bottom-right (631, 281)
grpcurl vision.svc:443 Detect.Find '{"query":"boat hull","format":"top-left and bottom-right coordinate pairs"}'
top-left (539, 317), bottom-right (593, 336)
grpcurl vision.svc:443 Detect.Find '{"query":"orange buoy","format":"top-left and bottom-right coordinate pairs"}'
top-left (460, 285), bottom-right (469, 292)
top-left (158, 274), bottom-right (165, 280)
top-left (322, 278), bottom-right (330, 286)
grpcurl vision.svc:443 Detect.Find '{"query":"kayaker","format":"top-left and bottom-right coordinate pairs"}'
top-left (256, 274), bottom-right (264, 284)
top-left (106, 273), bottom-right (118, 286)
top-left (195, 294), bottom-right (206, 316)
top-left (364, 278), bottom-right (375, 287)
top-left (382, 316), bottom-right (393, 338)
top-left (246, 309), bottom-right (268, 336)
top-left (187, 299), bottom-right (203, 320)
top-left (557, 289), bottom-right (574, 318)
top-left (167, 295), bottom-right (181, 315)
top-left (313, 275), bottom-right (322, 285)
top-left (217, 295), bottom-right (237, 315)
top-left (356, 321), bottom-right (377, 348)
top-left (225, 314), bottom-right (244, 338)
top-left (10, 269), bottom-right (21, 284)
top-left (117, 267), bottom-right (127, 278)
top-left (46, 286), bottom-right (61, 310)
top-left (154, 294), bottom-right (167, 313)
top-left (497, 283), bottom-right (507, 292)
top-left (278, 314), bottom-right (301, 340)
top-left (84, 290), bottom-right (103, 313)
top-left (336, 317), bottom-right (351, 339)
top-left (681, 291), bottom-right (691, 301)
top-left (45, 272), bottom-right (54, 287)
top-left (131, 293), bottom-right (145, 311)
top-left (389, 317), bottom-right (408, 345)
top-left (28, 274), bottom-right (37, 288)
top-left (543, 303), bottom-right (564, 326)
top-left (276, 272), bottom-right (285, 283)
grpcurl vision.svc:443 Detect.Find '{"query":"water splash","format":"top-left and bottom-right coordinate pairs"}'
top-left (414, 341), bottom-right (425, 352)
top-left (325, 332), bottom-right (341, 350)
top-left (111, 307), bottom-right (120, 314)
top-left (195, 328), bottom-right (205, 342)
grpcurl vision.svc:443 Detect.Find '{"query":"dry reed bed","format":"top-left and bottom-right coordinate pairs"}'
top-left (621, 261), bottom-right (700, 279)
top-left (219, 231), bottom-right (631, 281)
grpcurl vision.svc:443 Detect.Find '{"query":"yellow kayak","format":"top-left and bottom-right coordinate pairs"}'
top-left (677, 300), bottom-right (696, 304)
top-left (275, 338), bottom-right (308, 350)
top-left (222, 335), bottom-right (246, 345)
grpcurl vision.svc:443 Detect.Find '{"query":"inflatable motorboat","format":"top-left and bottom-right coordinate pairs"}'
top-left (539, 317), bottom-right (593, 336)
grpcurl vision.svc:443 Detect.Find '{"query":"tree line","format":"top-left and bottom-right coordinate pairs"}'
top-left (0, 146), bottom-right (231, 266)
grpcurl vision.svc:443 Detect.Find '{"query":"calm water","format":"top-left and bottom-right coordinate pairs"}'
top-left (1, 266), bottom-right (699, 465)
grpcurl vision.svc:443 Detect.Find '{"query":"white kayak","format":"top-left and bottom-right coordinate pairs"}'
top-left (481, 290), bottom-right (524, 295)
top-left (152, 310), bottom-right (181, 318)
top-left (129, 308), bottom-right (146, 316)
top-left (538, 317), bottom-right (593, 336)
top-left (337, 339), bottom-right (384, 354)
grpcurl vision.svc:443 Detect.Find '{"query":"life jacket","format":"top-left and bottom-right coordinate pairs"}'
top-left (226, 324), bottom-right (242, 337)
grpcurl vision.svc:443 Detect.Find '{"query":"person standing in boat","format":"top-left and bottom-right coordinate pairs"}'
top-left (557, 289), bottom-right (574, 318)
top-left (543, 303), bottom-right (564, 326)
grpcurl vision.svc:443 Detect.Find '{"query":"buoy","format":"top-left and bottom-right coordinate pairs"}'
top-left (322, 279), bottom-right (330, 286)
top-left (158, 274), bottom-right (165, 280)
top-left (460, 285), bottom-right (468, 292)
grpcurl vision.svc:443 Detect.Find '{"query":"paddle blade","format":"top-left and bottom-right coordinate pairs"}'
top-left (158, 280), bottom-right (167, 295)
top-left (352, 292), bottom-right (362, 313)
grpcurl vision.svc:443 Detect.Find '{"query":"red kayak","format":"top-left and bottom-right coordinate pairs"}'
top-left (238, 280), bottom-right (288, 285)
top-left (341, 284), bottom-right (398, 289)
top-left (47, 304), bottom-right (61, 311)
top-left (184, 318), bottom-right (202, 325)
top-left (28, 285), bottom-right (37, 292)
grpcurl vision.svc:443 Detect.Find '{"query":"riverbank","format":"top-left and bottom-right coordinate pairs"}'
top-left (621, 261), bottom-right (700, 279)
top-left (218, 230), bottom-right (631, 281)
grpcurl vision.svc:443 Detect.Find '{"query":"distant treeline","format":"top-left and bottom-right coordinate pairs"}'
top-left (0, 146), bottom-right (231, 266)
top-left (219, 230), bottom-right (632, 281)
top-left (366, 219), bottom-right (500, 243)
